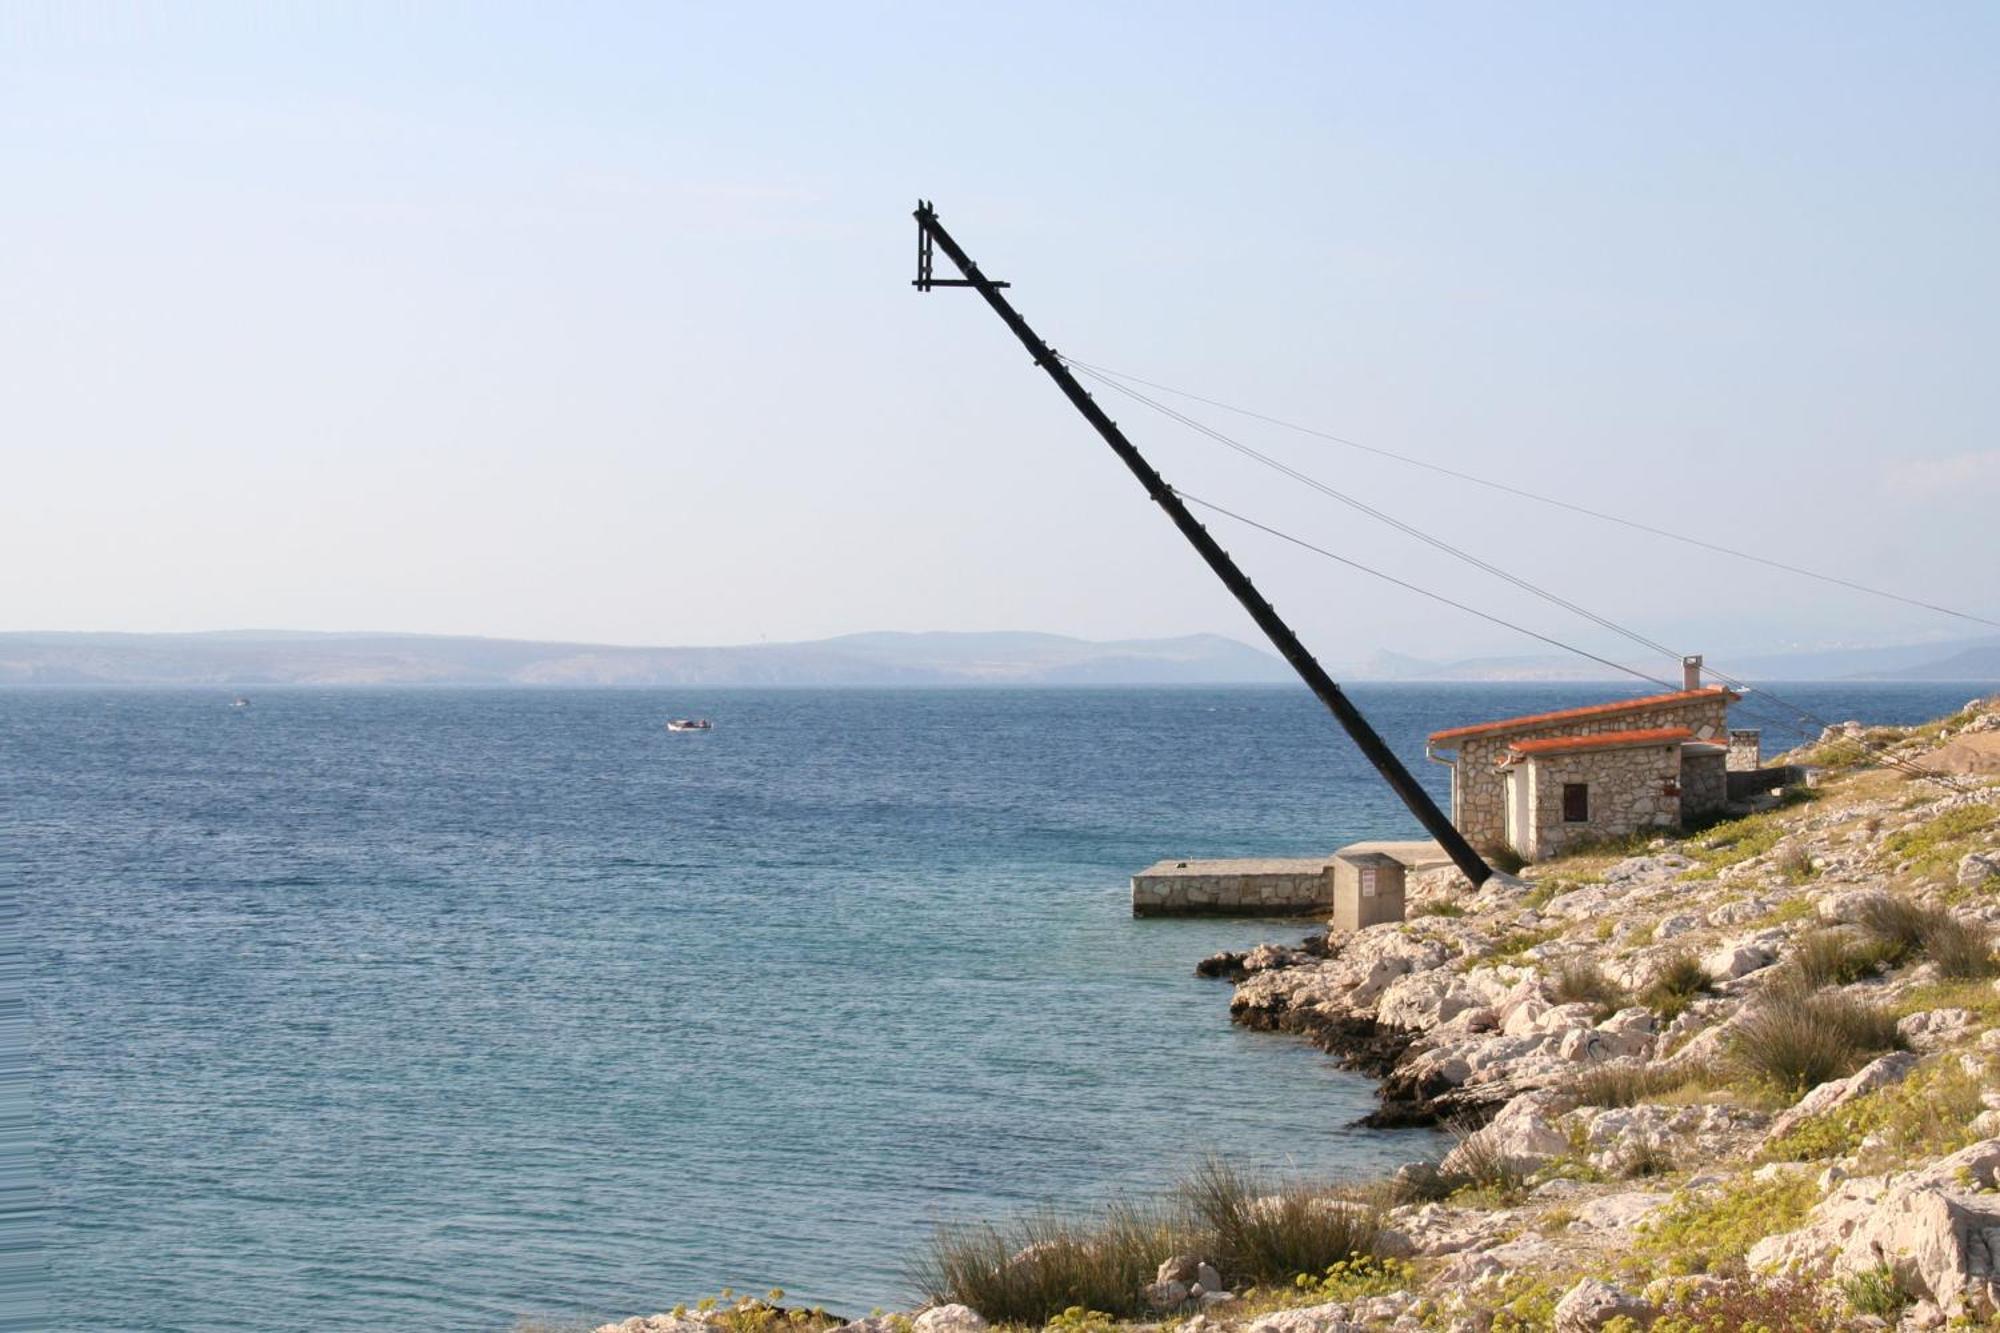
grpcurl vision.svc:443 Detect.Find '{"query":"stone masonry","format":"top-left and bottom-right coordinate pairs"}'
top-left (1429, 688), bottom-right (1736, 852)
top-left (1514, 739), bottom-right (1683, 860)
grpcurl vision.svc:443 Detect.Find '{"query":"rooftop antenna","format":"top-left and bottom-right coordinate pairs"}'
top-left (911, 200), bottom-right (1492, 888)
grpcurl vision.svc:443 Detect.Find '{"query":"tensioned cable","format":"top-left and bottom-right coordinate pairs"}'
top-left (1076, 365), bottom-right (1688, 663)
top-left (1175, 488), bottom-right (1680, 693)
top-left (1186, 489), bottom-right (1959, 787)
top-left (1086, 368), bottom-right (1956, 785)
top-left (1064, 354), bottom-right (2000, 633)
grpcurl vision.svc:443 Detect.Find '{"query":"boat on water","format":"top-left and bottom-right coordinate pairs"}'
top-left (665, 718), bottom-right (713, 732)
top-left (231, 697), bottom-right (251, 709)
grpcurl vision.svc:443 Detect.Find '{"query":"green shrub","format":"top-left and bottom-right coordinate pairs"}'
top-left (1486, 927), bottom-right (1561, 966)
top-left (1729, 988), bottom-right (1903, 1099)
top-left (1640, 952), bottom-right (1713, 1019)
top-left (1843, 1263), bottom-right (1915, 1319)
top-left (1551, 958), bottom-right (1630, 1017)
top-left (1413, 901), bottom-right (1466, 918)
top-left (1683, 813), bottom-right (1789, 879)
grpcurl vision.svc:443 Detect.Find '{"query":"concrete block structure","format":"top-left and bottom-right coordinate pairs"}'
top-left (1330, 851), bottom-right (1405, 932)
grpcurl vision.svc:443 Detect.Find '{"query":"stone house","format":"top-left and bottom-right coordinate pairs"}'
top-left (1425, 661), bottom-right (1758, 861)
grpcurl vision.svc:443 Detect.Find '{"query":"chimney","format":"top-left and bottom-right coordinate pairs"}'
top-left (1683, 654), bottom-right (1704, 691)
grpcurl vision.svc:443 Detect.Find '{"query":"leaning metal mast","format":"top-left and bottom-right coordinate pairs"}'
top-left (910, 200), bottom-right (1493, 888)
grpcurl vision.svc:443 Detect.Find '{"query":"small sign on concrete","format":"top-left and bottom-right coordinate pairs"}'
top-left (1331, 851), bottom-right (1405, 933)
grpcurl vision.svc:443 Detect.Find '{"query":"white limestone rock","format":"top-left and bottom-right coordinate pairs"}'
top-left (1819, 888), bottom-right (1894, 924)
top-left (1960, 852), bottom-right (2000, 888)
top-left (1241, 1301), bottom-right (1361, 1333)
top-left (1440, 1091), bottom-right (1570, 1176)
top-left (1552, 1277), bottom-right (1655, 1331)
top-left (1899, 1008), bottom-right (1978, 1052)
top-left (1653, 913), bottom-right (1701, 942)
top-left (912, 1306), bottom-right (987, 1333)
top-left (1747, 1138), bottom-right (2000, 1316)
top-left (1571, 1191), bottom-right (1669, 1232)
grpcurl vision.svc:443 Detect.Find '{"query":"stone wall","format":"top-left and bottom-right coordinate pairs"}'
top-left (1523, 743), bottom-right (1682, 859)
top-left (1728, 730), bottom-right (1763, 771)
top-left (1681, 747), bottom-right (1729, 819)
top-left (1130, 858), bottom-right (1334, 917)
top-left (1444, 696), bottom-right (1732, 850)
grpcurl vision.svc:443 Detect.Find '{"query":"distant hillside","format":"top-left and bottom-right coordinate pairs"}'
top-left (0, 630), bottom-right (1294, 688)
top-left (1849, 641), bottom-right (2000, 681)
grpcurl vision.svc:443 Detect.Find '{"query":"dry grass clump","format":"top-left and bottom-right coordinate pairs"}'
top-left (1785, 928), bottom-right (1890, 988)
top-left (1857, 895), bottom-right (1997, 978)
top-left (1640, 951), bottom-right (1714, 1019)
top-left (1178, 1157), bottom-right (1381, 1289)
top-left (912, 1158), bottom-right (1385, 1324)
top-left (1551, 958), bottom-right (1630, 1018)
top-left (1730, 988), bottom-right (1903, 1099)
top-left (1567, 1059), bottom-right (1705, 1109)
top-left (911, 1202), bottom-right (1197, 1324)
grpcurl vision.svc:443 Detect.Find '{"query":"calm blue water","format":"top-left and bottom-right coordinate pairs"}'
top-left (5, 681), bottom-right (1982, 1330)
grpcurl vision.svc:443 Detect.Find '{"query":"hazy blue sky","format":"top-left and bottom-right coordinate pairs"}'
top-left (5, 3), bottom-right (1996, 673)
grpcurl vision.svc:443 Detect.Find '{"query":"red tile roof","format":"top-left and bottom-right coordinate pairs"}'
top-left (1506, 726), bottom-right (1694, 757)
top-left (1427, 687), bottom-right (1736, 744)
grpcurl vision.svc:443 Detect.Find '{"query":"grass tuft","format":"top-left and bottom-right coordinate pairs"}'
top-left (1550, 958), bottom-right (1630, 1018)
top-left (1640, 951), bottom-right (1713, 1019)
top-left (1857, 895), bottom-right (1997, 978)
top-left (1729, 988), bottom-right (1902, 1099)
top-left (1567, 1060), bottom-right (1706, 1109)
top-left (912, 1159), bottom-right (1387, 1325)
top-left (1785, 928), bottom-right (1890, 988)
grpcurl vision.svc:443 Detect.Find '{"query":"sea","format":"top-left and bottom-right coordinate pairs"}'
top-left (5, 680), bottom-right (1985, 1330)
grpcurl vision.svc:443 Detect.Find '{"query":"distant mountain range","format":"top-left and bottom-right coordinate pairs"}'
top-left (2, 629), bottom-right (1996, 688)
top-left (0, 630), bottom-right (1296, 687)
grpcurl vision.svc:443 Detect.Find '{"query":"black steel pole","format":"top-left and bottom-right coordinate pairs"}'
top-left (913, 201), bottom-right (1492, 887)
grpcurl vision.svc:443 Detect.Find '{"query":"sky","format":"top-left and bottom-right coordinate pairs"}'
top-left (4, 2), bottom-right (1997, 674)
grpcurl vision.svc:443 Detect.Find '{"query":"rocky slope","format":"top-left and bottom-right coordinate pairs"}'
top-left (592, 697), bottom-right (2000, 1333)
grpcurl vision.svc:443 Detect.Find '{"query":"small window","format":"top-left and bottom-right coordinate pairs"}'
top-left (1563, 782), bottom-right (1590, 823)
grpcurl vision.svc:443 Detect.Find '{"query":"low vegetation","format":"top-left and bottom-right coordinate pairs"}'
top-left (1551, 958), bottom-right (1630, 1018)
top-left (1728, 988), bottom-right (1903, 1099)
top-left (911, 1160), bottom-right (1385, 1325)
top-left (1857, 894), bottom-right (1998, 978)
top-left (1567, 1060), bottom-right (1707, 1109)
top-left (1639, 951), bottom-right (1712, 1019)
top-left (1646, 1275), bottom-right (1839, 1332)
top-left (1783, 927), bottom-right (1889, 988)
top-left (1882, 804), bottom-right (2000, 883)
top-left (1626, 1172), bottom-right (1817, 1276)
top-left (1762, 1058), bottom-right (1986, 1165)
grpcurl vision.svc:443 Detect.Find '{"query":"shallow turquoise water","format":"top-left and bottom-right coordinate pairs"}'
top-left (6, 681), bottom-right (1979, 1329)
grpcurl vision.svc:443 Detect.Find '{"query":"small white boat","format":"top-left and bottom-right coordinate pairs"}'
top-left (665, 718), bottom-right (713, 732)
top-left (231, 696), bottom-right (251, 709)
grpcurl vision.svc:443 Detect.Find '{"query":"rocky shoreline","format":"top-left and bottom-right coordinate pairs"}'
top-left (589, 697), bottom-right (2000, 1333)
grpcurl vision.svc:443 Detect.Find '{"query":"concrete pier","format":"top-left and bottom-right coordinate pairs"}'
top-left (1131, 840), bottom-right (1448, 918)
